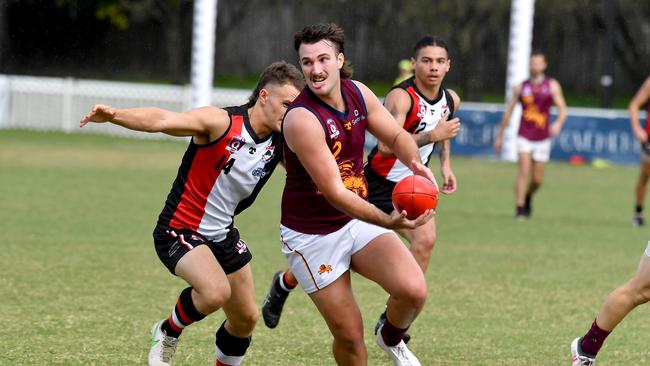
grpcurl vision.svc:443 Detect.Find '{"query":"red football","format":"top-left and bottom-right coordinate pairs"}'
top-left (391, 175), bottom-right (438, 219)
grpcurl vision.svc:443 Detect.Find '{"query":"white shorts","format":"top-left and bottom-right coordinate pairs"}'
top-left (280, 219), bottom-right (394, 294)
top-left (644, 241), bottom-right (650, 257)
top-left (517, 136), bottom-right (551, 162)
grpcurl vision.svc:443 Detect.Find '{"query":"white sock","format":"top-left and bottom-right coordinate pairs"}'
top-left (278, 272), bottom-right (295, 292)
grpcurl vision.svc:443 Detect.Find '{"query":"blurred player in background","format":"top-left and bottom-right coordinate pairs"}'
top-left (79, 62), bottom-right (304, 366)
top-left (570, 239), bottom-right (650, 365)
top-left (394, 59), bottom-right (414, 85)
top-left (279, 23), bottom-right (435, 366)
top-left (494, 51), bottom-right (567, 219)
top-left (627, 76), bottom-right (650, 227)
top-left (262, 36), bottom-right (461, 347)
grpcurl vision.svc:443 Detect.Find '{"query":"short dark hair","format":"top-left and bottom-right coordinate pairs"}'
top-left (293, 23), bottom-right (353, 79)
top-left (531, 49), bottom-right (546, 60)
top-left (247, 61), bottom-right (305, 107)
top-left (413, 36), bottom-right (450, 59)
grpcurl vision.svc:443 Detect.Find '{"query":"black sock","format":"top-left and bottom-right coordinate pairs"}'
top-left (161, 287), bottom-right (206, 338)
top-left (274, 274), bottom-right (293, 295)
top-left (215, 321), bottom-right (251, 365)
top-left (524, 193), bottom-right (532, 208)
top-left (516, 206), bottom-right (526, 215)
top-left (636, 205), bottom-right (643, 214)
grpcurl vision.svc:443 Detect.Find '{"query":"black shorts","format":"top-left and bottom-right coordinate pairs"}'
top-left (153, 227), bottom-right (252, 275)
top-left (365, 165), bottom-right (397, 215)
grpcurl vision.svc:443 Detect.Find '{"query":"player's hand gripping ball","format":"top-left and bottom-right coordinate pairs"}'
top-left (391, 175), bottom-right (438, 219)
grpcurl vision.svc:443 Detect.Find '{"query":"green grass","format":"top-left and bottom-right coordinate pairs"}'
top-left (1, 129), bottom-right (649, 365)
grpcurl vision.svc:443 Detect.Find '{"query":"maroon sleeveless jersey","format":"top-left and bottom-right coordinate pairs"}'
top-left (281, 79), bottom-right (369, 234)
top-left (517, 77), bottom-right (553, 141)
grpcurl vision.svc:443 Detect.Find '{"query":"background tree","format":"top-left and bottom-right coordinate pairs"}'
top-left (1, 0), bottom-right (649, 102)
top-left (96, 0), bottom-right (192, 84)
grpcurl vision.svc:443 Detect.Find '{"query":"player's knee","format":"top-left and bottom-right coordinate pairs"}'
top-left (199, 285), bottom-right (231, 312)
top-left (332, 326), bottom-right (364, 350)
top-left (336, 337), bottom-right (365, 355)
top-left (413, 232), bottom-right (436, 253)
top-left (634, 284), bottom-right (650, 305)
top-left (229, 306), bottom-right (259, 333)
top-left (394, 278), bottom-right (427, 308)
top-left (410, 282), bottom-right (428, 307)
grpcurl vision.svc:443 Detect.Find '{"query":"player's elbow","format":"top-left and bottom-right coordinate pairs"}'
top-left (141, 122), bottom-right (163, 133)
top-left (377, 143), bottom-right (393, 157)
top-left (389, 129), bottom-right (413, 151)
top-left (628, 102), bottom-right (639, 113)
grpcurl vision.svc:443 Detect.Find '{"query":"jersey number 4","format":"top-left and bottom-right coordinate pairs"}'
top-left (216, 155), bottom-right (236, 174)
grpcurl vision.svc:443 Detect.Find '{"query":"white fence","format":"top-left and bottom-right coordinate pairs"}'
top-left (1, 74), bottom-right (641, 163)
top-left (0, 74), bottom-right (250, 139)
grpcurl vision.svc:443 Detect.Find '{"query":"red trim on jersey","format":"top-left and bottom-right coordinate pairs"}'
top-left (370, 153), bottom-right (397, 178)
top-left (403, 87), bottom-right (422, 133)
top-left (370, 86), bottom-right (422, 178)
top-left (169, 116), bottom-right (244, 230)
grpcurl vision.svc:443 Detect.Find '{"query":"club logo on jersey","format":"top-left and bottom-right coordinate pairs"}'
top-left (262, 145), bottom-right (275, 163)
top-left (417, 102), bottom-right (427, 119)
top-left (326, 118), bottom-right (340, 139)
top-left (248, 147), bottom-right (256, 155)
top-left (252, 167), bottom-right (268, 178)
top-left (227, 135), bottom-right (246, 153)
top-left (318, 264), bottom-right (332, 275)
top-left (343, 121), bottom-right (352, 130)
top-left (354, 109), bottom-right (359, 117)
top-left (236, 240), bottom-right (248, 254)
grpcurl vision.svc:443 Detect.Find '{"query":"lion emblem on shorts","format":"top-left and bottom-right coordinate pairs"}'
top-left (318, 264), bottom-right (332, 275)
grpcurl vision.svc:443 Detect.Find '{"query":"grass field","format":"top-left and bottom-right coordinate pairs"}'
top-left (2, 129), bottom-right (650, 365)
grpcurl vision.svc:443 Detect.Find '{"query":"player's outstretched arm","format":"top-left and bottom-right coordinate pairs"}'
top-left (79, 104), bottom-right (229, 139)
top-left (356, 81), bottom-right (434, 183)
top-left (283, 107), bottom-right (432, 230)
top-left (629, 76), bottom-right (650, 143)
